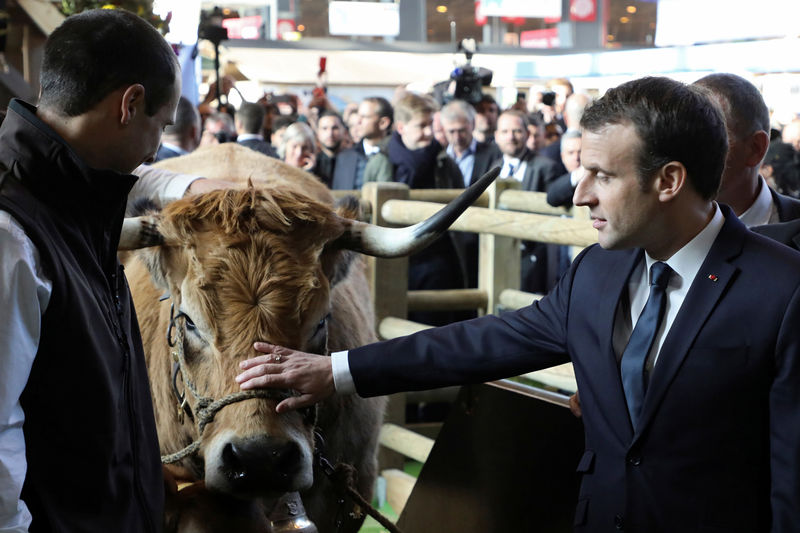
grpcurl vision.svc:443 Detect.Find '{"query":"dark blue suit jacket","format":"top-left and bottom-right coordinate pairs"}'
top-left (154, 144), bottom-right (181, 162)
top-left (349, 206), bottom-right (800, 532)
top-left (331, 144), bottom-right (367, 190)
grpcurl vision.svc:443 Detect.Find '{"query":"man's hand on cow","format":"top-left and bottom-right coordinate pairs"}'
top-left (236, 342), bottom-right (334, 413)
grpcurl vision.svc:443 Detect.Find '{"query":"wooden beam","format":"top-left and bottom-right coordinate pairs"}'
top-left (381, 199), bottom-right (598, 247)
top-left (17, 0), bottom-right (65, 36)
top-left (381, 468), bottom-right (416, 517)
top-left (407, 288), bottom-right (488, 312)
top-left (379, 423), bottom-right (434, 463)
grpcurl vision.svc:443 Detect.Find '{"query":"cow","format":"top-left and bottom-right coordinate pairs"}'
top-left (120, 144), bottom-right (498, 532)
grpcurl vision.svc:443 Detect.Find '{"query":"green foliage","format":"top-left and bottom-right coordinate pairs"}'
top-left (55, 1), bottom-right (170, 33)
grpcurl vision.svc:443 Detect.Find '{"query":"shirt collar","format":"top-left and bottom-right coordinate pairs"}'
top-left (236, 133), bottom-right (264, 142)
top-left (363, 139), bottom-right (381, 156)
top-left (737, 176), bottom-right (774, 228)
top-left (447, 139), bottom-right (477, 160)
top-left (159, 141), bottom-right (189, 156)
top-left (644, 202), bottom-right (725, 288)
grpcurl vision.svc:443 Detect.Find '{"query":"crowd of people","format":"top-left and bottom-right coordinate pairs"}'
top-left (166, 74), bottom-right (800, 306)
top-left (3, 7), bottom-right (800, 532)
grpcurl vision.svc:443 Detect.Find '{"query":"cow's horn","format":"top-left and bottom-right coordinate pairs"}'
top-left (336, 166), bottom-right (500, 258)
top-left (118, 215), bottom-right (165, 250)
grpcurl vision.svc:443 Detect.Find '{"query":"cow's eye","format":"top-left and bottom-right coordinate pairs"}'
top-left (178, 311), bottom-right (196, 332)
top-left (315, 314), bottom-right (330, 334)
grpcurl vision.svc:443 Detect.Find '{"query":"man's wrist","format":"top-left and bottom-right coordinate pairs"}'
top-left (330, 350), bottom-right (355, 394)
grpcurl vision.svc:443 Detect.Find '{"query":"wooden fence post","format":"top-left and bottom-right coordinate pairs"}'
top-left (478, 178), bottom-right (521, 316)
top-left (361, 181), bottom-right (411, 471)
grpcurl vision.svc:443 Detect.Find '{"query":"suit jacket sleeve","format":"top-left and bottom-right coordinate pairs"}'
top-left (770, 282), bottom-right (800, 530)
top-left (347, 247), bottom-right (591, 396)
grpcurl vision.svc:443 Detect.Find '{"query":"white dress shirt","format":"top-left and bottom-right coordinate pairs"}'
top-left (333, 204), bottom-right (726, 395)
top-left (446, 139), bottom-right (477, 187)
top-left (235, 133), bottom-right (265, 142)
top-left (0, 165), bottom-right (200, 531)
top-left (613, 204), bottom-right (725, 370)
top-left (501, 155), bottom-right (528, 182)
top-left (738, 176), bottom-right (779, 227)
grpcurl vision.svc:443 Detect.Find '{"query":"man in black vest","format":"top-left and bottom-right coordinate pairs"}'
top-left (0, 9), bottom-right (177, 532)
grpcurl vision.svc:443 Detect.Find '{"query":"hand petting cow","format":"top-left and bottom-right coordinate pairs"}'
top-left (120, 144), bottom-right (497, 532)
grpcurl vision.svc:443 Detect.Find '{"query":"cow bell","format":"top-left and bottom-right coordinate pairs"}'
top-left (268, 492), bottom-right (318, 533)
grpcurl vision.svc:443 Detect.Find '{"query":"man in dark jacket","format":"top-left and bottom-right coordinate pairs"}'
top-left (367, 93), bottom-right (469, 325)
top-left (235, 101), bottom-right (278, 158)
top-left (0, 9), bottom-right (177, 532)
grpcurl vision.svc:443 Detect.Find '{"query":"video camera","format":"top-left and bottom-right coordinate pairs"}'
top-left (449, 39), bottom-right (493, 105)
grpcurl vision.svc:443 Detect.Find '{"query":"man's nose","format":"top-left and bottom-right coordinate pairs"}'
top-left (572, 170), bottom-right (593, 207)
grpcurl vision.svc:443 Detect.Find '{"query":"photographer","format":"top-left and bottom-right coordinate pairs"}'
top-left (200, 111), bottom-right (236, 147)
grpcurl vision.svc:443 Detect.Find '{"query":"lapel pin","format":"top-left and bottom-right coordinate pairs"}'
top-left (708, 274), bottom-right (718, 282)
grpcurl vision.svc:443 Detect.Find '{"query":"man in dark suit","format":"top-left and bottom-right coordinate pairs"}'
top-left (440, 99), bottom-right (499, 287)
top-left (694, 73), bottom-right (800, 224)
top-left (235, 101), bottom-right (278, 158)
top-left (439, 99), bottom-right (498, 188)
top-left (540, 92), bottom-right (592, 175)
top-left (312, 110), bottom-right (346, 187)
top-left (330, 97), bottom-right (393, 190)
top-left (493, 109), bottom-right (560, 192)
top-left (154, 96), bottom-right (200, 161)
top-left (493, 109), bottom-right (562, 293)
top-left (238, 77), bottom-right (800, 532)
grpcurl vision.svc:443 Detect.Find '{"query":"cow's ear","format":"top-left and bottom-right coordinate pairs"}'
top-left (136, 246), bottom-right (171, 291)
top-left (323, 195), bottom-right (365, 287)
top-left (333, 194), bottom-right (365, 222)
top-left (322, 248), bottom-right (357, 288)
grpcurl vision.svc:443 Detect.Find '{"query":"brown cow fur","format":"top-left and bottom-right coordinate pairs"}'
top-left (126, 147), bottom-right (385, 533)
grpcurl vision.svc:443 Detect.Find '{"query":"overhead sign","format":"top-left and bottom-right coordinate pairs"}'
top-left (478, 0), bottom-right (561, 19)
top-left (520, 28), bottom-right (560, 49)
top-left (222, 16), bottom-right (263, 40)
top-left (328, 1), bottom-right (400, 37)
top-left (655, 0), bottom-right (800, 47)
top-left (570, 0), bottom-right (596, 22)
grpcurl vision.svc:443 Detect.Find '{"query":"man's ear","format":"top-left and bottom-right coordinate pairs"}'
top-left (745, 130), bottom-right (770, 167)
top-left (394, 121), bottom-right (405, 136)
top-left (378, 116), bottom-right (391, 133)
top-left (120, 84), bottom-right (146, 126)
top-left (656, 161), bottom-right (687, 202)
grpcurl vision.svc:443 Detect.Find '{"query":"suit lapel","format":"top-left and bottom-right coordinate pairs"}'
top-left (634, 210), bottom-right (744, 440)
top-left (519, 150), bottom-right (538, 191)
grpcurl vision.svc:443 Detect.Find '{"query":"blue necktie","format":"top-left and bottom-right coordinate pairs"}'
top-left (621, 261), bottom-right (672, 430)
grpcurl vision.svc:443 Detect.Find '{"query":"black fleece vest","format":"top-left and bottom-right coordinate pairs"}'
top-left (0, 99), bottom-right (163, 532)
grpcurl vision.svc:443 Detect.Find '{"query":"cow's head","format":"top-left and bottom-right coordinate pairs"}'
top-left (137, 187), bottom-right (355, 498)
top-left (124, 168), bottom-right (499, 500)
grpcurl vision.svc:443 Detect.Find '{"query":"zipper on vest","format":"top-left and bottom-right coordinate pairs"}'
top-left (112, 265), bottom-right (157, 533)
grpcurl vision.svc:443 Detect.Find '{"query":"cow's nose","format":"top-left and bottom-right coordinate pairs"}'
top-left (221, 436), bottom-right (302, 493)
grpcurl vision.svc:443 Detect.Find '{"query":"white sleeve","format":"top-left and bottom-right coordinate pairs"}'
top-left (127, 165), bottom-right (204, 211)
top-left (0, 211), bottom-right (52, 532)
top-left (330, 350), bottom-right (355, 394)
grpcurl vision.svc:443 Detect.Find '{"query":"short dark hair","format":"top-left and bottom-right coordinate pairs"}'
top-left (581, 76), bottom-right (727, 200)
top-left (164, 96), bottom-right (199, 137)
top-left (363, 96), bottom-right (393, 130)
top-left (692, 73), bottom-right (770, 142)
top-left (499, 109), bottom-right (530, 129)
top-left (237, 102), bottom-right (266, 134)
top-left (39, 9), bottom-right (178, 117)
top-left (318, 110), bottom-right (344, 125)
